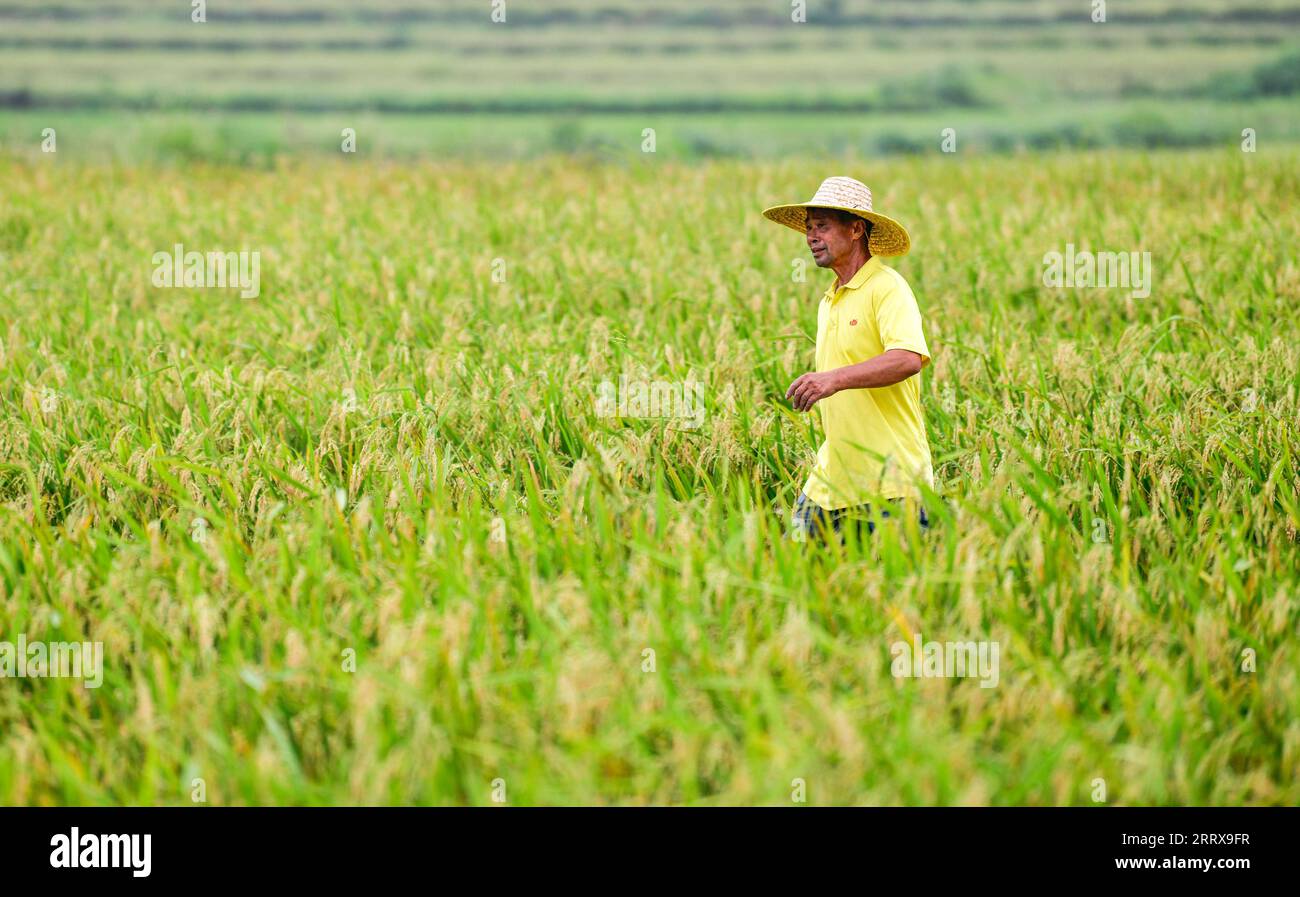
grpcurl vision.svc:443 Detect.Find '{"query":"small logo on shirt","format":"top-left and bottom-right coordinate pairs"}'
top-left (849, 319), bottom-right (858, 326)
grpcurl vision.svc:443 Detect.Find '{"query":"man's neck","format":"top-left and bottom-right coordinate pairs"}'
top-left (833, 248), bottom-right (872, 288)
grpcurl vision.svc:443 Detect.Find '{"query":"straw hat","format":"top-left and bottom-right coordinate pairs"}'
top-left (762, 176), bottom-right (910, 257)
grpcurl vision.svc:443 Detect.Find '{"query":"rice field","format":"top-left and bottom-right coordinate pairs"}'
top-left (0, 146), bottom-right (1297, 805)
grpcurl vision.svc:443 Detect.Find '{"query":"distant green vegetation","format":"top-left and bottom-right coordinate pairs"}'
top-left (0, 96), bottom-right (1294, 164)
top-left (0, 0), bottom-right (1298, 160)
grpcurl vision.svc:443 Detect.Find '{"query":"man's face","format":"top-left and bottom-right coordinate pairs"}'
top-left (805, 209), bottom-right (863, 268)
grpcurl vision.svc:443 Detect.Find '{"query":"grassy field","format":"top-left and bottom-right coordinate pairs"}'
top-left (0, 146), bottom-right (1297, 805)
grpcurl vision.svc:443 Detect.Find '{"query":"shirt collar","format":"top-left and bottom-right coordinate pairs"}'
top-left (823, 255), bottom-right (883, 300)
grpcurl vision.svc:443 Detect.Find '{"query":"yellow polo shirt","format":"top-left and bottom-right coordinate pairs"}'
top-left (803, 255), bottom-right (933, 509)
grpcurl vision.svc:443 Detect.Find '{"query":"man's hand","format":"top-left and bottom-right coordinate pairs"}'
top-left (786, 351), bottom-right (926, 412)
top-left (786, 370), bottom-right (841, 412)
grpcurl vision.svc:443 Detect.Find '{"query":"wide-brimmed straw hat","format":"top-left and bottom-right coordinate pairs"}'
top-left (762, 176), bottom-right (910, 257)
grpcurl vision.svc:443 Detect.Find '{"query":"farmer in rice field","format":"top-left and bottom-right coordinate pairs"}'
top-left (763, 176), bottom-right (933, 544)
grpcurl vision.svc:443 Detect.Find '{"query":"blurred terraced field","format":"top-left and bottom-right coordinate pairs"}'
top-left (1, 0), bottom-right (1298, 158)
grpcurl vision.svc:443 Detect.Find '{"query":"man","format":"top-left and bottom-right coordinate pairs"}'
top-left (762, 176), bottom-right (933, 544)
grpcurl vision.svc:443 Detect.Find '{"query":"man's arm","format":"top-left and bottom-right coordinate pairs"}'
top-left (786, 348), bottom-right (924, 412)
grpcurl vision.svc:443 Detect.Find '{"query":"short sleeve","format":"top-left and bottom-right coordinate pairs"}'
top-left (875, 272), bottom-right (931, 369)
